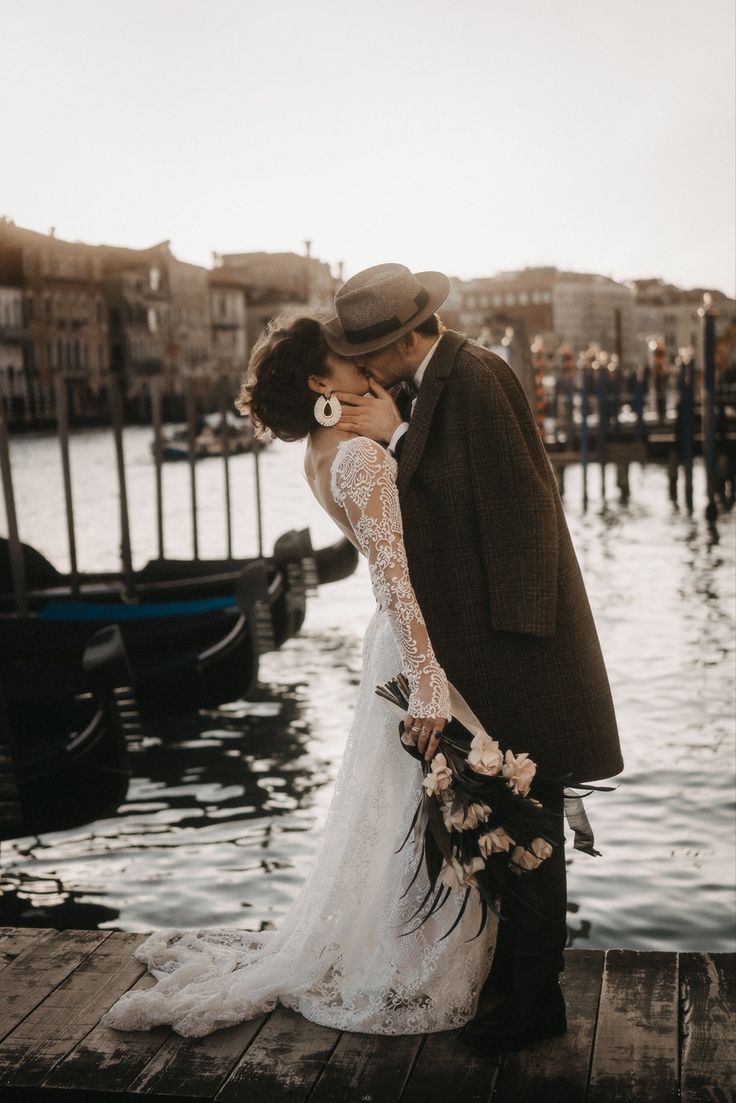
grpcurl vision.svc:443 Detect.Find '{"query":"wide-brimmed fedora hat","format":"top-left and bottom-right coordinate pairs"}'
top-left (323, 263), bottom-right (451, 356)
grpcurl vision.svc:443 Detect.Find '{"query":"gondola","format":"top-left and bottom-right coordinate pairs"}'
top-left (0, 624), bottom-right (137, 842)
top-left (0, 534), bottom-right (359, 722)
top-left (0, 531), bottom-right (357, 614)
top-left (2, 562), bottom-right (268, 723)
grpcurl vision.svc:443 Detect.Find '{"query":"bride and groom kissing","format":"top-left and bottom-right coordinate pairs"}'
top-left (102, 263), bottom-right (623, 1055)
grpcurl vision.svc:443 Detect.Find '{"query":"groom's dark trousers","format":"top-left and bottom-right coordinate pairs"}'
top-left (492, 779), bottom-right (567, 996)
top-left (395, 332), bottom-right (623, 1001)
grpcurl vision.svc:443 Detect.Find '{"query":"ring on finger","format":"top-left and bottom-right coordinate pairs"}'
top-left (410, 724), bottom-right (422, 734)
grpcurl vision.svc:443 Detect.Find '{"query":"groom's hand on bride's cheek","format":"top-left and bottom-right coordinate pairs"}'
top-left (335, 380), bottom-right (403, 444)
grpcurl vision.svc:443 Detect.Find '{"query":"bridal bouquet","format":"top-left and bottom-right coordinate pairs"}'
top-left (375, 674), bottom-right (564, 939)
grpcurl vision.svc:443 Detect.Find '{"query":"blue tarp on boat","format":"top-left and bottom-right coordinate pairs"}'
top-left (38, 597), bottom-right (238, 621)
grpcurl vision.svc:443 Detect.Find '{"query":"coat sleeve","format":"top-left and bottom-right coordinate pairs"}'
top-left (465, 354), bottom-right (559, 637)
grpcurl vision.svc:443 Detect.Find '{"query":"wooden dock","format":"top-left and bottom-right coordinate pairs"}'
top-left (0, 928), bottom-right (733, 1102)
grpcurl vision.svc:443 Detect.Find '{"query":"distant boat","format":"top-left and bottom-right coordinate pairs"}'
top-left (154, 412), bottom-right (269, 462)
top-left (0, 624), bottom-right (137, 842)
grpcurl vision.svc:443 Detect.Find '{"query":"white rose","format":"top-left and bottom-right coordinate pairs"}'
top-left (467, 733), bottom-right (504, 775)
top-left (478, 826), bottom-right (515, 857)
top-left (502, 750), bottom-right (537, 796)
top-left (441, 801), bottom-right (491, 832)
top-left (440, 856), bottom-right (485, 888)
top-left (421, 752), bottom-right (453, 796)
top-left (510, 837), bottom-right (554, 871)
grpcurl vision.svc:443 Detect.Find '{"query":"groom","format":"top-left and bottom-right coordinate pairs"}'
top-left (323, 263), bottom-right (623, 1052)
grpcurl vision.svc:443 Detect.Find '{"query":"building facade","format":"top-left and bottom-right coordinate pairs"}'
top-left (631, 278), bottom-right (736, 366)
top-left (0, 217), bottom-right (109, 420)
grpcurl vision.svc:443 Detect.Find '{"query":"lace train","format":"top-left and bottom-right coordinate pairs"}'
top-left (102, 610), bottom-right (495, 1038)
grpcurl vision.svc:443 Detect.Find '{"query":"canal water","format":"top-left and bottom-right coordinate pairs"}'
top-left (1, 427), bottom-right (734, 952)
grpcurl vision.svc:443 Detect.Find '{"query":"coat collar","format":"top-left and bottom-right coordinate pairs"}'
top-left (397, 330), bottom-right (467, 493)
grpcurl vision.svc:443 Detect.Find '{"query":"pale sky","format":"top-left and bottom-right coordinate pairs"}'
top-left (3, 0), bottom-right (735, 294)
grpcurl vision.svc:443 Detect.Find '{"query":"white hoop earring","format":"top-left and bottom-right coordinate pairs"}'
top-left (314, 393), bottom-right (342, 427)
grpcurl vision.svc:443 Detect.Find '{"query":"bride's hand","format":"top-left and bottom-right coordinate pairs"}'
top-left (403, 715), bottom-right (447, 761)
top-left (335, 379), bottom-right (403, 444)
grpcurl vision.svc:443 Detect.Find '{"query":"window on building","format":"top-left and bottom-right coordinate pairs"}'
top-left (148, 307), bottom-right (158, 333)
top-left (519, 292), bottom-right (529, 305)
top-left (505, 293), bottom-right (516, 306)
top-left (150, 266), bottom-right (161, 292)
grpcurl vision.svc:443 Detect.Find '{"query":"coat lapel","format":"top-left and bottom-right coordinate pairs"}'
top-left (397, 331), bottom-right (467, 494)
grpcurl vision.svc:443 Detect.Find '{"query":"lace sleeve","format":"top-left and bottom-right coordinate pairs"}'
top-left (330, 437), bottom-right (451, 720)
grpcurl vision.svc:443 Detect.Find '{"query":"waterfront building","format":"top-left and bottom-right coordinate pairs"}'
top-left (0, 217), bottom-right (109, 421)
top-left (459, 266), bottom-right (636, 368)
top-left (631, 278), bottom-right (736, 366)
top-left (0, 286), bottom-right (26, 419)
top-left (214, 246), bottom-right (338, 350)
top-left (99, 242), bottom-right (213, 395)
top-left (208, 269), bottom-right (249, 375)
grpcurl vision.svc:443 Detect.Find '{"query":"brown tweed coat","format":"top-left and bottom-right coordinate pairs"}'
top-left (397, 331), bottom-right (623, 783)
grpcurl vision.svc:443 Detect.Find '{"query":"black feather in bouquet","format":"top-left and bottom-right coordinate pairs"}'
top-left (375, 673), bottom-right (566, 940)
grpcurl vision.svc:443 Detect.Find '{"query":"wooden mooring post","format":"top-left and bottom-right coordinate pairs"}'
top-left (186, 379), bottom-right (200, 559)
top-left (54, 374), bottom-right (81, 597)
top-left (579, 357), bottom-right (590, 508)
top-left (0, 390), bottom-right (27, 615)
top-left (150, 376), bottom-right (165, 559)
top-left (700, 295), bottom-right (719, 523)
top-left (219, 377), bottom-right (234, 560)
top-left (108, 371), bottom-right (135, 596)
top-left (0, 930), bottom-right (733, 1102)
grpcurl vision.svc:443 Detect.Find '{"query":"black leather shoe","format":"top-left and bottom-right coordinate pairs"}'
top-left (458, 980), bottom-right (567, 1053)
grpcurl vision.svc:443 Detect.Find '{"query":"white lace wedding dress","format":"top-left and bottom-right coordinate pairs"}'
top-left (102, 438), bottom-right (496, 1038)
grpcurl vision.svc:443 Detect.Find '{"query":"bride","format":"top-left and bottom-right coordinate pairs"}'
top-left (102, 313), bottom-right (495, 1039)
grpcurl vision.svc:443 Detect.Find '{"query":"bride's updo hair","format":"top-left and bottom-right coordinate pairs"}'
top-left (235, 312), bottom-right (330, 442)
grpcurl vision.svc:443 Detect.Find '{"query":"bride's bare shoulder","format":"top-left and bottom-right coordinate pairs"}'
top-left (305, 429), bottom-right (369, 474)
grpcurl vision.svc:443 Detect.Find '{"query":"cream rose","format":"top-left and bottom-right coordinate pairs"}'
top-left (510, 837), bottom-right (554, 871)
top-left (478, 826), bottom-right (515, 857)
top-left (441, 801), bottom-right (492, 832)
top-left (440, 855), bottom-right (485, 888)
top-left (421, 752), bottom-right (453, 796)
top-left (467, 732), bottom-right (504, 775)
top-left (502, 749), bottom-right (537, 796)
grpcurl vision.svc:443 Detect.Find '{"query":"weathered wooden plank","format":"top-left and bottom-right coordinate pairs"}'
top-left (0, 927), bottom-right (56, 972)
top-left (680, 952), bottom-right (736, 1103)
top-left (308, 1029), bottom-right (423, 1103)
top-left (129, 1011), bottom-right (267, 1098)
top-left (43, 967), bottom-right (172, 1094)
top-left (0, 932), bottom-right (146, 1087)
top-left (215, 1006), bottom-right (340, 1103)
top-left (401, 1028), bottom-right (502, 1103)
top-left (491, 949), bottom-right (605, 1103)
top-left (588, 949), bottom-right (679, 1103)
top-left (0, 929), bottom-right (111, 1043)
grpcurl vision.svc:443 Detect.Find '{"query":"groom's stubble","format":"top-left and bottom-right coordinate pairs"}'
top-left (355, 332), bottom-right (435, 389)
